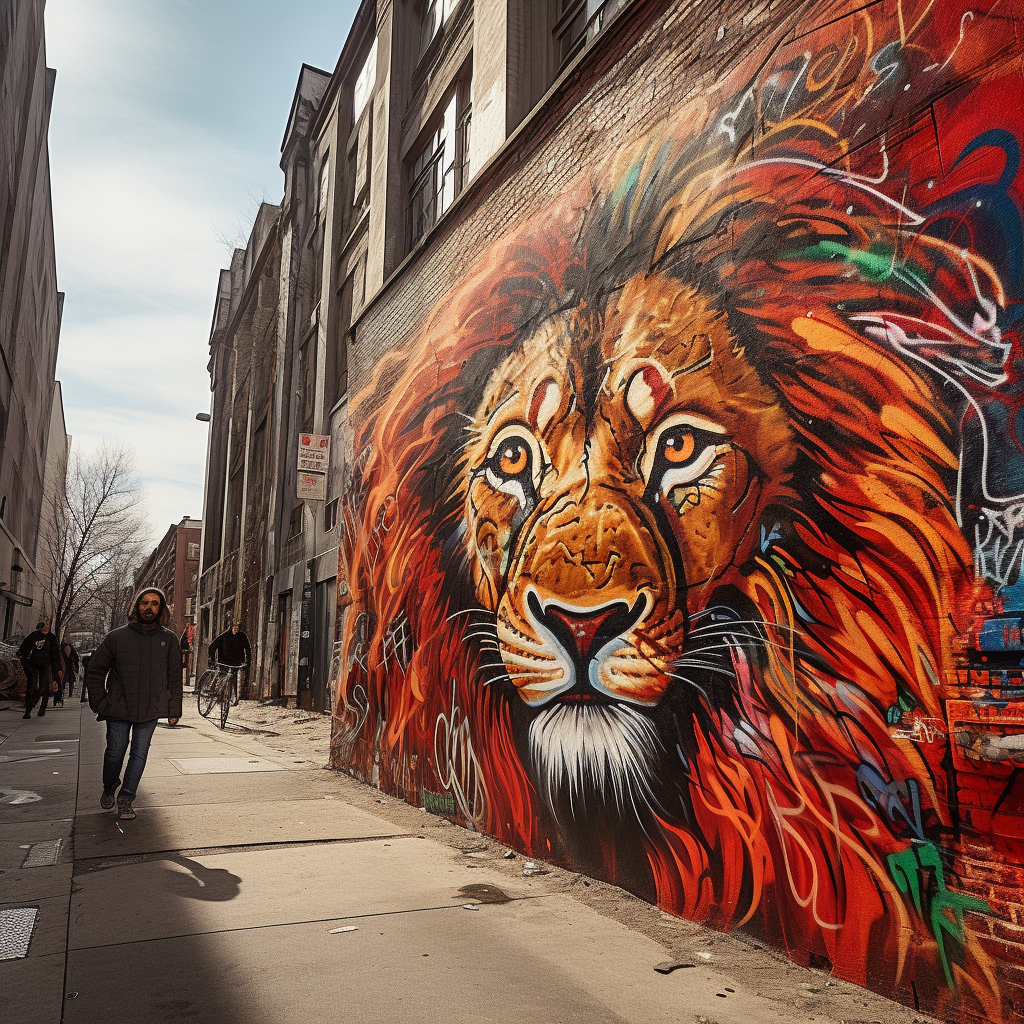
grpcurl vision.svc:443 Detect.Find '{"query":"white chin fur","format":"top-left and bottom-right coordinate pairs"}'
top-left (527, 702), bottom-right (663, 820)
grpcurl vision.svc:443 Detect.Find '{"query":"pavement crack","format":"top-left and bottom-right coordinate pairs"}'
top-left (66, 893), bottom-right (558, 953)
top-left (73, 833), bottom-right (416, 872)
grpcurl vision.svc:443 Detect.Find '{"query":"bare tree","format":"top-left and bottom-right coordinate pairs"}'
top-left (41, 442), bottom-right (151, 639)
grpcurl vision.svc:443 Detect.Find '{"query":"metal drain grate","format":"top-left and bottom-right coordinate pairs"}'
top-left (0, 908), bottom-right (38, 959)
top-left (22, 839), bottom-right (63, 868)
top-left (167, 757), bottom-right (287, 775)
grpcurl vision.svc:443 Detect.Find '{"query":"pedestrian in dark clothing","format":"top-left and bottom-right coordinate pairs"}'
top-left (179, 629), bottom-right (191, 683)
top-left (18, 621), bottom-right (63, 719)
top-left (87, 588), bottom-right (183, 821)
top-left (79, 650), bottom-right (93, 702)
top-left (208, 623), bottom-right (251, 667)
top-left (209, 622), bottom-right (252, 700)
top-left (61, 642), bottom-right (79, 700)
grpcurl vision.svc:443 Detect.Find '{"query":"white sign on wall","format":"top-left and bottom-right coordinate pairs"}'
top-left (298, 471), bottom-right (327, 501)
top-left (298, 433), bottom-right (330, 472)
top-left (297, 433), bottom-right (329, 501)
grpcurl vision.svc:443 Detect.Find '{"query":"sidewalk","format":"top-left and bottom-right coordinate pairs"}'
top-left (1, 695), bottom-right (935, 1024)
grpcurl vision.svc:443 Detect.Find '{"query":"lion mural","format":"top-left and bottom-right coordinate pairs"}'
top-left (334, 6), bottom-right (1023, 1021)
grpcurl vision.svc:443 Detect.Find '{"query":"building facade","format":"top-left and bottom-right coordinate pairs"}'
top-left (200, 2), bottom-right (1024, 1020)
top-left (135, 516), bottom-right (202, 642)
top-left (0, 0), bottom-right (64, 639)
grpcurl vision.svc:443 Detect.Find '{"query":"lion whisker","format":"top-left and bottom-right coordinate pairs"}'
top-left (687, 635), bottom-right (799, 656)
top-left (665, 673), bottom-right (712, 704)
top-left (674, 659), bottom-right (737, 679)
top-left (687, 618), bottom-right (802, 638)
top-left (446, 607), bottom-right (494, 623)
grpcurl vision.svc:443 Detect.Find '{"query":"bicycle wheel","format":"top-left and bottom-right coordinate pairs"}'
top-left (197, 670), bottom-right (218, 718)
top-left (218, 679), bottom-right (230, 729)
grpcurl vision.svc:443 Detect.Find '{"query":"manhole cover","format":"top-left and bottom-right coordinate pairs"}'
top-left (167, 757), bottom-right (286, 775)
top-left (23, 839), bottom-right (63, 868)
top-left (0, 908), bottom-right (37, 959)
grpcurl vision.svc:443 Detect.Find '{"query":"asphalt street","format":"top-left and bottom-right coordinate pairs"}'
top-left (0, 695), bottom-right (937, 1024)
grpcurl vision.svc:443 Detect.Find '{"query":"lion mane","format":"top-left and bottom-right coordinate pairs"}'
top-left (333, 21), bottom-right (1011, 1020)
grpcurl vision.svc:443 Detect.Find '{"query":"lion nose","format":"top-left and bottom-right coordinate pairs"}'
top-left (531, 596), bottom-right (646, 666)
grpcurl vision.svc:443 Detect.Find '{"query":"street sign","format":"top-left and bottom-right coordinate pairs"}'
top-left (298, 433), bottom-right (330, 472)
top-left (297, 433), bottom-right (329, 501)
top-left (297, 471), bottom-right (327, 501)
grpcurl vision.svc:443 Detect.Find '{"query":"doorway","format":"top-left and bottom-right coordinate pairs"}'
top-left (313, 577), bottom-right (336, 712)
top-left (275, 592), bottom-right (291, 702)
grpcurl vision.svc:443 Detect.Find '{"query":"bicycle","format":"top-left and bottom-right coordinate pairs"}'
top-left (196, 665), bottom-right (233, 729)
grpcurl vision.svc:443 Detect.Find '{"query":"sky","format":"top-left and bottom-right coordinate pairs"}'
top-left (45, 0), bottom-right (359, 545)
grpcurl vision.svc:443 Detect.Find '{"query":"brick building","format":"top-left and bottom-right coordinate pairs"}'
top-left (198, 3), bottom-right (1024, 1020)
top-left (0, 0), bottom-right (66, 639)
top-left (135, 516), bottom-right (202, 644)
top-left (199, 0), bottom-right (629, 708)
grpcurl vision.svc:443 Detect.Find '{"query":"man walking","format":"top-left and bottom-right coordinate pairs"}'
top-left (208, 621), bottom-right (252, 701)
top-left (87, 588), bottom-right (182, 820)
top-left (19, 620), bottom-right (62, 719)
top-left (60, 641), bottom-right (79, 701)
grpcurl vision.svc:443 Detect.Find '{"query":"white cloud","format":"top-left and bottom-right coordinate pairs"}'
top-left (43, 0), bottom-right (357, 543)
top-left (45, 1), bottom-right (266, 536)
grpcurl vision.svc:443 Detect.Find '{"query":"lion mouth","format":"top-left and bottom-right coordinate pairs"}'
top-left (525, 590), bottom-right (649, 700)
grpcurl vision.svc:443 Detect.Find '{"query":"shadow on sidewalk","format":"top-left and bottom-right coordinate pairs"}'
top-left (80, 852), bottom-right (242, 903)
top-left (66, 720), bottom-right (252, 1024)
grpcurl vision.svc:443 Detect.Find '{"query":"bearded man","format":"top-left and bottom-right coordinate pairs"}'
top-left (87, 588), bottom-right (182, 820)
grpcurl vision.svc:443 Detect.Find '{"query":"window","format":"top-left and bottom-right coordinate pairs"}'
top-left (408, 86), bottom-right (472, 247)
top-left (325, 497), bottom-right (339, 533)
top-left (555, 0), bottom-right (632, 70)
top-left (326, 268), bottom-right (355, 411)
top-left (418, 0), bottom-right (459, 55)
top-left (298, 333), bottom-right (316, 433)
top-left (187, 541), bottom-right (200, 560)
top-left (353, 39), bottom-right (377, 120)
top-left (288, 504), bottom-right (305, 539)
top-left (318, 156), bottom-right (330, 215)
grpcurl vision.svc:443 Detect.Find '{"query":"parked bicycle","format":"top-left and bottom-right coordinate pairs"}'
top-left (196, 664), bottom-right (240, 729)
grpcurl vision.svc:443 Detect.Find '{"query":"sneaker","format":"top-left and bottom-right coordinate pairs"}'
top-left (117, 801), bottom-right (136, 820)
top-left (22, 712), bottom-right (31, 719)
top-left (100, 789), bottom-right (116, 810)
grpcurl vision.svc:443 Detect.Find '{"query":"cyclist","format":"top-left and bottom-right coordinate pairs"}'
top-left (208, 621), bottom-right (251, 702)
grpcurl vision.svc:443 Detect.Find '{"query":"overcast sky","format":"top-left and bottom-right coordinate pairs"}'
top-left (45, 0), bottom-right (358, 545)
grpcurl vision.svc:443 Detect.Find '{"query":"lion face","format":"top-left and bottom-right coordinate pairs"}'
top-left (464, 273), bottom-right (798, 792)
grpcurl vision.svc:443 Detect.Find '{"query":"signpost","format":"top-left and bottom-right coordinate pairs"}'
top-left (297, 433), bottom-right (329, 502)
top-left (295, 434), bottom-right (328, 707)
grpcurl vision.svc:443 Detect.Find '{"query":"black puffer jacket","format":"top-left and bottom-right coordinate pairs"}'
top-left (87, 589), bottom-right (183, 722)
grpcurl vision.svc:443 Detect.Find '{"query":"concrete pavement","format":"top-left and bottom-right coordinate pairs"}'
top-left (1, 696), bottom-right (936, 1024)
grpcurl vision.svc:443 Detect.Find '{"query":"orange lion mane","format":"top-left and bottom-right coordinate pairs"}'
top-left (333, 40), bottom-right (1008, 1021)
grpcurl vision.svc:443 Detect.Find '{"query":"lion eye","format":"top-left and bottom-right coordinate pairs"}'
top-left (482, 428), bottom-right (543, 511)
top-left (640, 417), bottom-right (728, 502)
top-left (660, 428), bottom-right (696, 465)
top-left (497, 441), bottom-right (530, 479)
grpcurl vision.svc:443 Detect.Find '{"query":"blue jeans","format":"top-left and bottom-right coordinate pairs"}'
top-left (103, 719), bottom-right (158, 801)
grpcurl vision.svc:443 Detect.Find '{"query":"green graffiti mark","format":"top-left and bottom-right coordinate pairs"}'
top-left (887, 842), bottom-right (990, 990)
top-left (791, 240), bottom-right (928, 290)
top-left (886, 685), bottom-right (919, 725)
